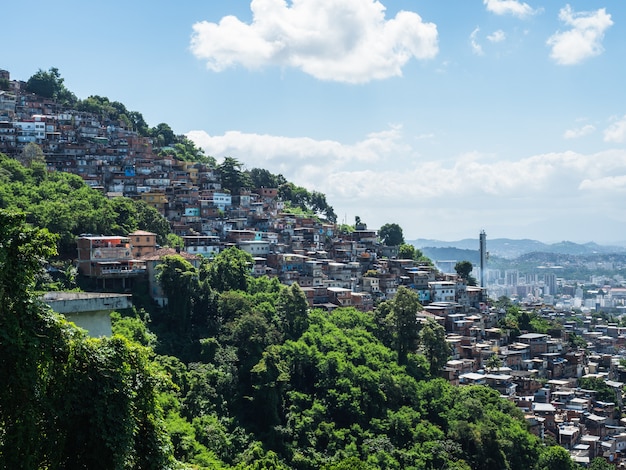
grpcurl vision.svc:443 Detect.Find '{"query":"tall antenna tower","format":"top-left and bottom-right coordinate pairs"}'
top-left (479, 230), bottom-right (487, 293)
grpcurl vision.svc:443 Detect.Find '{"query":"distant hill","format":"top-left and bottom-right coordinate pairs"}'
top-left (409, 238), bottom-right (626, 260)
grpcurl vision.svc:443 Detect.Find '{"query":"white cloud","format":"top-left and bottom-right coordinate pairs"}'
top-left (487, 30), bottom-right (506, 43)
top-left (563, 124), bottom-right (595, 139)
top-left (579, 174), bottom-right (626, 192)
top-left (186, 126), bottom-right (412, 188)
top-left (470, 27), bottom-right (484, 55)
top-left (188, 128), bottom-right (626, 197)
top-left (483, 0), bottom-right (538, 18)
top-left (189, 0), bottom-right (438, 83)
top-left (547, 5), bottom-right (613, 65)
top-left (604, 116), bottom-right (626, 143)
top-left (187, 127), bottom-right (626, 241)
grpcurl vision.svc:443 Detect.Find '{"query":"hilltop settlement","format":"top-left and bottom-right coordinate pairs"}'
top-left (4, 68), bottom-right (626, 467)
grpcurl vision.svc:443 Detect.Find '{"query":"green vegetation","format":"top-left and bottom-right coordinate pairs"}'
top-left (0, 70), bottom-right (583, 468)
top-left (0, 152), bottom-right (171, 255)
top-left (0, 207), bottom-right (567, 468)
top-left (25, 67), bottom-right (77, 106)
top-left (498, 304), bottom-right (554, 337)
top-left (0, 210), bottom-right (172, 468)
top-left (454, 260), bottom-right (477, 286)
top-left (379, 223), bottom-right (404, 246)
top-left (278, 181), bottom-right (337, 223)
top-left (578, 377), bottom-right (617, 403)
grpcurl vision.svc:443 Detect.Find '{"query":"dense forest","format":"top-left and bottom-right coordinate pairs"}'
top-left (0, 69), bottom-right (600, 468)
top-left (0, 152), bottom-right (596, 469)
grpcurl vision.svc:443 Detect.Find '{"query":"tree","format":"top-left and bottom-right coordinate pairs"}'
top-left (589, 457), bottom-right (614, 470)
top-left (310, 191), bottom-right (337, 223)
top-left (455, 260), bottom-right (477, 286)
top-left (25, 67), bottom-right (76, 105)
top-left (58, 336), bottom-right (174, 469)
top-left (0, 210), bottom-right (58, 466)
top-left (578, 377), bottom-right (616, 403)
top-left (485, 354), bottom-right (502, 373)
top-left (205, 247), bottom-right (252, 293)
top-left (454, 261), bottom-right (473, 281)
top-left (169, 135), bottom-right (214, 165)
top-left (398, 243), bottom-right (424, 261)
top-left (379, 223), bottom-right (404, 246)
top-left (277, 283), bottom-right (309, 340)
top-left (151, 123), bottom-right (177, 147)
top-left (391, 286), bottom-right (422, 365)
top-left (537, 445), bottom-right (577, 470)
top-left (133, 199), bottom-right (171, 245)
top-left (18, 142), bottom-right (46, 168)
top-left (217, 157), bottom-right (252, 195)
top-left (156, 255), bottom-right (199, 335)
top-left (419, 320), bottom-right (451, 376)
top-left (398, 243), bottom-right (416, 260)
top-left (248, 168), bottom-right (287, 188)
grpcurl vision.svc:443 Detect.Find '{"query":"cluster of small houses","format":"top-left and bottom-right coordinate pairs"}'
top-left (447, 318), bottom-right (626, 467)
top-left (6, 69), bottom-right (626, 467)
top-left (76, 236), bottom-right (626, 467)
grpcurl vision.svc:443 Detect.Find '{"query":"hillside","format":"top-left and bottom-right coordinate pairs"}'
top-left (410, 237), bottom-right (626, 259)
top-left (0, 68), bottom-right (593, 470)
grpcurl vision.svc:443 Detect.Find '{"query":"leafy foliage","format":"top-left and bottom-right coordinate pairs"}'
top-left (455, 260), bottom-right (477, 286)
top-left (25, 67), bottom-right (77, 105)
top-left (279, 181), bottom-right (337, 223)
top-left (379, 223), bottom-right (404, 246)
top-left (0, 73), bottom-right (570, 469)
top-left (0, 210), bottom-right (173, 468)
top-left (217, 157), bottom-right (253, 195)
top-left (77, 94), bottom-right (149, 134)
top-left (578, 377), bottom-right (617, 403)
top-left (248, 168), bottom-right (287, 189)
top-left (0, 153), bottom-right (171, 253)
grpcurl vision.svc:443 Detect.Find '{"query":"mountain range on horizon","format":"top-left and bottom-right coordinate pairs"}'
top-left (409, 237), bottom-right (626, 260)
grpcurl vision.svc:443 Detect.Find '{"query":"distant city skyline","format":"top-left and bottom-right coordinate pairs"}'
top-left (3, 1), bottom-right (626, 244)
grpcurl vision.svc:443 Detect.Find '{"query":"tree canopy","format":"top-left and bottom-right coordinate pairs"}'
top-left (455, 260), bottom-right (477, 286)
top-left (0, 153), bottom-right (171, 254)
top-left (217, 157), bottom-right (253, 195)
top-left (379, 223), bottom-right (404, 246)
top-left (25, 67), bottom-right (77, 106)
top-left (0, 209), bottom-right (173, 468)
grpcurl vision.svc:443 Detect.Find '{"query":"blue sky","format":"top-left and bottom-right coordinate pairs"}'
top-left (3, 0), bottom-right (626, 244)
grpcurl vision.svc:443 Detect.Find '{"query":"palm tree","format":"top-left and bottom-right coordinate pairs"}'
top-left (485, 354), bottom-right (502, 373)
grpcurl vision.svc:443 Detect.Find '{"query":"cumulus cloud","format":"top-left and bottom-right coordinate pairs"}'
top-left (470, 27), bottom-right (484, 55)
top-left (487, 30), bottom-right (506, 43)
top-left (189, 0), bottom-right (438, 83)
top-left (579, 174), bottom-right (626, 192)
top-left (563, 124), bottom-right (595, 139)
top-left (187, 127), bottom-right (626, 240)
top-left (604, 116), bottom-right (626, 143)
top-left (483, 0), bottom-right (538, 18)
top-left (547, 5), bottom-right (613, 65)
top-left (188, 128), bottom-right (626, 199)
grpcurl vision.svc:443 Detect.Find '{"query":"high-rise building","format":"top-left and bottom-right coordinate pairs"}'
top-left (505, 270), bottom-right (519, 286)
top-left (544, 273), bottom-right (557, 296)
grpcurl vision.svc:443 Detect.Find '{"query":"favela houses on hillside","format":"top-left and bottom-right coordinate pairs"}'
top-left (5, 67), bottom-right (626, 467)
